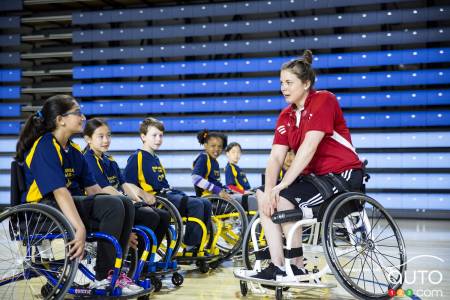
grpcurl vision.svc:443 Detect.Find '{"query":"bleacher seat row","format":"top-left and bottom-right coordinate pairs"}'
top-left (72, 0), bottom-right (412, 25)
top-left (73, 6), bottom-right (449, 43)
top-left (73, 48), bottom-right (450, 79)
top-left (73, 27), bottom-right (449, 61)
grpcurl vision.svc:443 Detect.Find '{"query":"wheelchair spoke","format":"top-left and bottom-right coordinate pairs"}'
top-left (374, 234), bottom-right (397, 244)
top-left (371, 249), bottom-right (393, 286)
top-left (323, 194), bottom-right (406, 299)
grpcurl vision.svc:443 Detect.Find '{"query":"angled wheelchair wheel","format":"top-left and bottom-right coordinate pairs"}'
top-left (155, 196), bottom-right (184, 260)
top-left (322, 192), bottom-right (406, 300)
top-left (0, 204), bottom-right (78, 300)
top-left (242, 212), bottom-right (269, 270)
top-left (205, 196), bottom-right (248, 260)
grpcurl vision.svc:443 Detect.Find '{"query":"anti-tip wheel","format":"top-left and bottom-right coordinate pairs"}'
top-left (240, 280), bottom-right (248, 296)
top-left (171, 272), bottom-right (184, 286)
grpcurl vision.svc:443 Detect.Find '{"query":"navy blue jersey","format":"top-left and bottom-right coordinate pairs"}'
top-left (192, 152), bottom-right (223, 196)
top-left (22, 132), bottom-right (96, 202)
top-left (84, 148), bottom-right (124, 190)
top-left (225, 162), bottom-right (251, 191)
top-left (124, 149), bottom-right (169, 194)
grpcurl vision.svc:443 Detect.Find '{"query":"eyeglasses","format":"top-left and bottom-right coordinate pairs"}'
top-left (62, 109), bottom-right (83, 117)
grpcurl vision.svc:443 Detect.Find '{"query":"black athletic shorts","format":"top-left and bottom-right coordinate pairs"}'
top-left (279, 169), bottom-right (363, 209)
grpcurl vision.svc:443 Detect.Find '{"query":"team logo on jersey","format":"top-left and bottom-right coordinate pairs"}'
top-left (277, 125), bottom-right (287, 135)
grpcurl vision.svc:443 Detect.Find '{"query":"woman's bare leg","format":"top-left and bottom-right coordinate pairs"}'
top-left (256, 189), bottom-right (284, 266)
top-left (278, 197), bottom-right (304, 268)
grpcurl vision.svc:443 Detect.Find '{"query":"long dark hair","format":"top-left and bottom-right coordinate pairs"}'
top-left (197, 129), bottom-right (227, 148)
top-left (15, 95), bottom-right (76, 161)
top-left (281, 49), bottom-right (316, 88)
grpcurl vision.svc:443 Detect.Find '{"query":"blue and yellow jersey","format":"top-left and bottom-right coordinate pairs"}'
top-left (22, 132), bottom-right (96, 203)
top-left (83, 148), bottom-right (124, 190)
top-left (192, 152), bottom-right (223, 196)
top-left (225, 162), bottom-right (251, 192)
top-left (124, 149), bottom-right (169, 194)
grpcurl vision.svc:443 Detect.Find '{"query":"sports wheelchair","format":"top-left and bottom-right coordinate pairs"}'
top-left (235, 173), bottom-right (407, 300)
top-left (0, 161), bottom-right (155, 299)
top-left (155, 189), bottom-right (249, 273)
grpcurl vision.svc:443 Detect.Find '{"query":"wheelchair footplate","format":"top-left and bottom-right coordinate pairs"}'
top-left (233, 268), bottom-right (336, 298)
top-left (65, 284), bottom-right (154, 299)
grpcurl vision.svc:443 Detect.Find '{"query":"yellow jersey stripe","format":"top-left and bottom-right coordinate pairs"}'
top-left (230, 164), bottom-right (244, 191)
top-left (25, 136), bottom-right (43, 168)
top-left (137, 151), bottom-right (155, 194)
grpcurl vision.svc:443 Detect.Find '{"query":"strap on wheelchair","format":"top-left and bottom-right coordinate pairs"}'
top-left (241, 194), bottom-right (249, 212)
top-left (254, 248), bottom-right (271, 260)
top-left (284, 247), bottom-right (303, 259)
top-left (178, 196), bottom-right (189, 217)
top-left (325, 173), bottom-right (350, 193)
top-left (361, 160), bottom-right (370, 193)
top-left (303, 174), bottom-right (333, 200)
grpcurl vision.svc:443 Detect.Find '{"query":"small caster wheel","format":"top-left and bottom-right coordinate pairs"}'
top-left (41, 282), bottom-right (53, 298)
top-left (151, 277), bottom-right (162, 292)
top-left (198, 261), bottom-right (210, 273)
top-left (276, 287), bottom-right (283, 300)
top-left (209, 260), bottom-right (220, 269)
top-left (171, 272), bottom-right (184, 286)
top-left (240, 280), bottom-right (248, 296)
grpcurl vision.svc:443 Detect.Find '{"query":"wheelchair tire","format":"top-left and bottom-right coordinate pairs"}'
top-left (125, 248), bottom-right (139, 279)
top-left (205, 196), bottom-right (248, 260)
top-left (322, 192), bottom-right (406, 300)
top-left (155, 196), bottom-right (184, 260)
top-left (0, 204), bottom-right (78, 300)
top-left (242, 212), bottom-right (268, 270)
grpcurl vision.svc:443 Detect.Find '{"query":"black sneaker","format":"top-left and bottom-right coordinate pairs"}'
top-left (290, 265), bottom-right (309, 282)
top-left (251, 263), bottom-right (286, 280)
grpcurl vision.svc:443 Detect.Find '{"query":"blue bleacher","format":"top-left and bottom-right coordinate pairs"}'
top-left (368, 193), bottom-right (450, 210)
top-left (0, 0), bottom-right (22, 12)
top-left (0, 132), bottom-right (447, 154)
top-left (72, 0), bottom-right (411, 25)
top-left (73, 69), bottom-right (450, 97)
top-left (79, 89), bottom-right (450, 116)
top-left (0, 53), bottom-right (20, 65)
top-left (0, 34), bottom-right (20, 46)
top-left (0, 104), bottom-right (20, 117)
top-left (73, 48), bottom-right (450, 79)
top-left (101, 110), bottom-right (450, 133)
top-left (0, 86), bottom-right (20, 99)
top-left (0, 16), bottom-right (20, 28)
top-left (0, 121), bottom-right (21, 134)
top-left (0, 69), bottom-right (21, 82)
top-left (73, 6), bottom-right (449, 43)
top-left (73, 27), bottom-right (449, 61)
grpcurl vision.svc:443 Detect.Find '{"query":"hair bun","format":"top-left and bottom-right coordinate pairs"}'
top-left (302, 49), bottom-right (313, 65)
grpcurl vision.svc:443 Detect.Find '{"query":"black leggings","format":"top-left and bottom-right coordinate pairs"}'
top-left (134, 202), bottom-right (170, 252)
top-left (72, 195), bottom-right (134, 280)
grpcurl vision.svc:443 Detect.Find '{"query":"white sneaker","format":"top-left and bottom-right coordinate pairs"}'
top-left (111, 271), bottom-right (144, 295)
top-left (89, 278), bottom-right (110, 290)
top-left (90, 276), bottom-right (144, 296)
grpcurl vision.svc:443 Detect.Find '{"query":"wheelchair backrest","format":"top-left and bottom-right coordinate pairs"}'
top-left (10, 160), bottom-right (26, 207)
